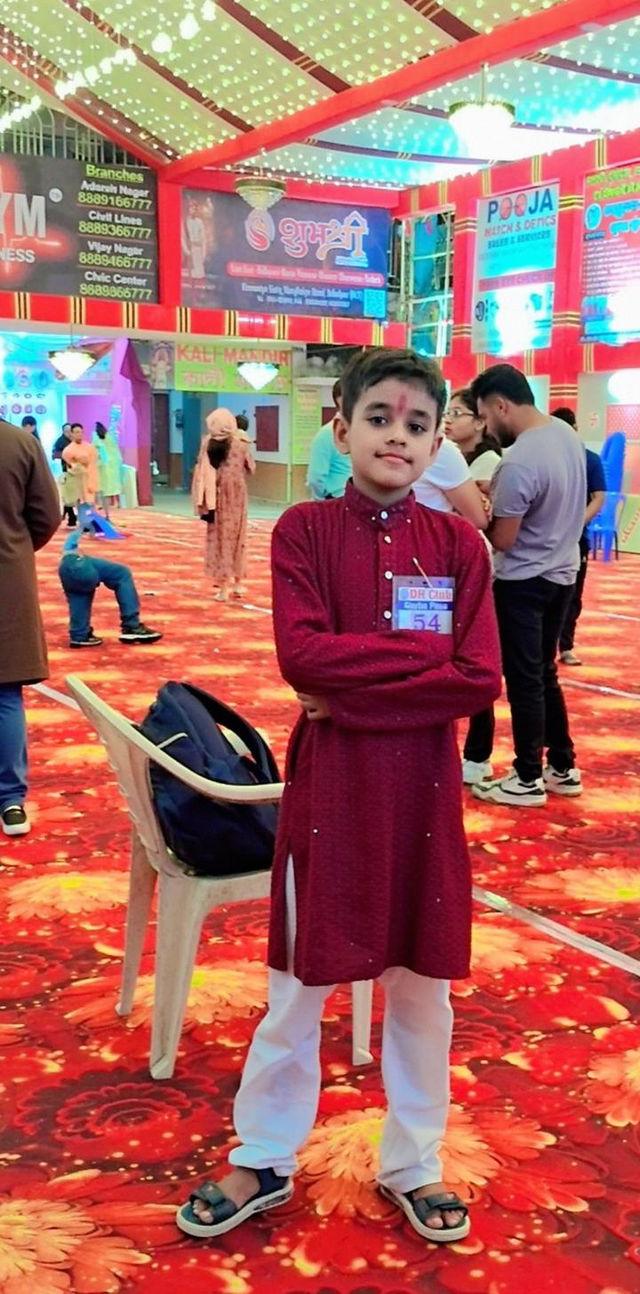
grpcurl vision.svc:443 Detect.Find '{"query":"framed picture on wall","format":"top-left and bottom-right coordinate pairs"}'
top-left (256, 406), bottom-right (279, 454)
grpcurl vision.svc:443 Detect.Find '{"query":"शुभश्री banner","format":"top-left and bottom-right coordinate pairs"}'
top-left (580, 161), bottom-right (640, 346)
top-left (471, 183), bottom-right (560, 356)
top-left (0, 153), bottom-right (158, 302)
top-left (180, 189), bottom-right (390, 319)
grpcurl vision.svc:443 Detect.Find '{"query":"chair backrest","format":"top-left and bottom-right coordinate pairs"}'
top-left (600, 432), bottom-right (626, 494)
top-left (66, 676), bottom-right (284, 873)
top-left (67, 676), bottom-right (175, 866)
top-left (591, 490), bottom-right (625, 532)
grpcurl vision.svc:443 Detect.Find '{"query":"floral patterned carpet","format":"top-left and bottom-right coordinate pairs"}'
top-left (1, 509), bottom-right (639, 1294)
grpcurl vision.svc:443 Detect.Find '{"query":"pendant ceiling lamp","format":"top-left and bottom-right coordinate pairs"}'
top-left (235, 175), bottom-right (286, 211)
top-left (448, 65), bottom-right (515, 155)
top-left (48, 347), bottom-right (97, 381)
top-left (237, 361), bottom-right (279, 391)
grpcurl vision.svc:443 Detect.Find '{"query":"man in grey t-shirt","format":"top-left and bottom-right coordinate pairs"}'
top-left (469, 364), bottom-right (585, 807)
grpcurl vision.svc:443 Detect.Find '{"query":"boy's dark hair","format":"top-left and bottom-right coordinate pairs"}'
top-left (551, 406), bottom-right (577, 428)
top-left (21, 415), bottom-right (36, 427)
top-left (470, 364), bottom-right (535, 408)
top-left (332, 378), bottom-right (342, 407)
top-left (340, 347), bottom-right (447, 425)
top-left (236, 413), bottom-right (249, 432)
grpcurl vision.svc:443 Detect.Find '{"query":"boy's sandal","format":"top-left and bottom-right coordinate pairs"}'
top-left (176, 1167), bottom-right (293, 1238)
top-left (380, 1184), bottom-right (470, 1243)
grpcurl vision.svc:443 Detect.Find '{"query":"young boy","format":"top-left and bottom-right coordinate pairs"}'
top-left (58, 532), bottom-right (162, 647)
top-left (177, 349), bottom-right (501, 1245)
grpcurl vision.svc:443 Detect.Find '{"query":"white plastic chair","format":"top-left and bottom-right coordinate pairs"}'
top-left (66, 675), bottom-right (373, 1079)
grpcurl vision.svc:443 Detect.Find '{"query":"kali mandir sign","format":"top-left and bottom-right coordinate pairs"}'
top-left (180, 189), bottom-right (390, 320)
top-left (174, 344), bottom-right (292, 394)
top-left (471, 183), bottom-right (560, 356)
top-left (0, 153), bottom-right (158, 301)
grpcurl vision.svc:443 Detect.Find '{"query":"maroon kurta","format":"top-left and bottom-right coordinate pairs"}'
top-left (268, 482), bottom-right (502, 986)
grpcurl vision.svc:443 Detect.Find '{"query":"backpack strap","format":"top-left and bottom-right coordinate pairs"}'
top-left (181, 684), bottom-right (280, 781)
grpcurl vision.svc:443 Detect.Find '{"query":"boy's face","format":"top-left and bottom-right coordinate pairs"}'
top-left (335, 378), bottom-right (442, 504)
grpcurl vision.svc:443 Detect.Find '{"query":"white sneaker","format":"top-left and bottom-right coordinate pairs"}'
top-left (559, 651), bottom-right (582, 666)
top-left (473, 771), bottom-right (547, 807)
top-left (543, 765), bottom-right (583, 796)
top-left (462, 759), bottom-right (493, 786)
top-left (1, 805), bottom-right (30, 836)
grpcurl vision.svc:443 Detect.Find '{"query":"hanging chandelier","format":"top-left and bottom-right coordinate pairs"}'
top-left (235, 176), bottom-right (286, 211)
top-left (448, 66), bottom-right (515, 156)
top-left (237, 361), bottom-right (279, 391)
top-left (49, 348), bottom-right (97, 381)
top-left (448, 100), bottom-right (515, 152)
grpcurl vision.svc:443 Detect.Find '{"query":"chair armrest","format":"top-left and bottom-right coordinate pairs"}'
top-left (64, 672), bottom-right (285, 805)
top-left (143, 734), bottom-right (284, 805)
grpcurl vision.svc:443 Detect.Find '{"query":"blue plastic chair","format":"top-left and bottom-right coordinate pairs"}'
top-left (600, 432), bottom-right (626, 495)
top-left (587, 491), bottom-right (625, 561)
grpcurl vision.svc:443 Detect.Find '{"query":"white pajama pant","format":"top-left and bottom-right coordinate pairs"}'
top-left (228, 860), bottom-right (453, 1194)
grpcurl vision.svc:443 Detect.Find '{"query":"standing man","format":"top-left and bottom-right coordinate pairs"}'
top-left (53, 422), bottom-right (76, 527)
top-left (306, 380), bottom-right (351, 500)
top-left (21, 415), bottom-right (40, 442)
top-left (0, 418), bottom-right (60, 835)
top-left (551, 407), bottom-right (606, 666)
top-left (470, 366), bottom-right (585, 808)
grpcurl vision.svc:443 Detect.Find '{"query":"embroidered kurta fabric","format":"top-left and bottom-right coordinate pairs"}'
top-left (268, 483), bottom-right (502, 986)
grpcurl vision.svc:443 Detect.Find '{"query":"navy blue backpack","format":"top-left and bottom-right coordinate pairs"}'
top-left (139, 682), bottom-right (280, 876)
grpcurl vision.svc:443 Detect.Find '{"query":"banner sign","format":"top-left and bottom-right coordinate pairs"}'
top-left (471, 183), bottom-right (559, 355)
top-left (174, 343), bottom-right (292, 394)
top-left (135, 340), bottom-right (176, 389)
top-left (181, 189), bottom-right (390, 319)
top-left (0, 154), bottom-right (157, 302)
top-left (580, 162), bottom-right (640, 345)
top-left (291, 385), bottom-right (323, 464)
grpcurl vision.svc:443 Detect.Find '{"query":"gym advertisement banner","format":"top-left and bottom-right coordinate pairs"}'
top-left (181, 188), bottom-right (390, 319)
top-left (0, 153), bottom-right (158, 302)
top-left (471, 183), bottom-right (559, 355)
top-left (581, 161), bottom-right (640, 345)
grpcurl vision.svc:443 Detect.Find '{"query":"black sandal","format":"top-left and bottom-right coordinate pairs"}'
top-left (176, 1167), bottom-right (293, 1238)
top-left (380, 1184), bottom-right (470, 1243)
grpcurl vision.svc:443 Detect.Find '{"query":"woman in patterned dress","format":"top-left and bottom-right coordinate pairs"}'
top-left (192, 408), bottom-right (255, 600)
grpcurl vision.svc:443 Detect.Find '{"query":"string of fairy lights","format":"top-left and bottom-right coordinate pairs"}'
top-left (0, 0), bottom-right (639, 181)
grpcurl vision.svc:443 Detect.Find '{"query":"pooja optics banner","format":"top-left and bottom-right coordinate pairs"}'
top-left (471, 183), bottom-right (560, 356)
top-left (181, 188), bottom-right (390, 319)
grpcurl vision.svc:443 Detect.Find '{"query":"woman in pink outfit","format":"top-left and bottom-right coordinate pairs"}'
top-left (192, 408), bottom-right (255, 600)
